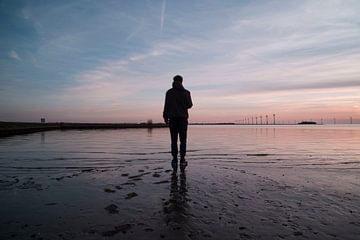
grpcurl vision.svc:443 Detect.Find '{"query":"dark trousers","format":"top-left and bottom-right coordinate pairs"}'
top-left (169, 117), bottom-right (188, 159)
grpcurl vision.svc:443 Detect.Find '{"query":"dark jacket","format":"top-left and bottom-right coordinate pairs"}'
top-left (163, 81), bottom-right (193, 119)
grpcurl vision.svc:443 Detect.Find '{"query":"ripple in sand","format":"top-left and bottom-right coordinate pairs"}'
top-left (128, 172), bottom-right (150, 179)
top-left (125, 192), bottom-right (138, 199)
top-left (45, 202), bottom-right (57, 206)
top-left (102, 224), bottom-right (132, 236)
top-left (121, 182), bottom-right (136, 186)
top-left (17, 180), bottom-right (43, 191)
top-left (246, 153), bottom-right (269, 156)
top-left (104, 188), bottom-right (116, 193)
top-left (153, 180), bottom-right (169, 184)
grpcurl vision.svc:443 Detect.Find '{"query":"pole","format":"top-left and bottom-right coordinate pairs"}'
top-left (273, 114), bottom-right (276, 125)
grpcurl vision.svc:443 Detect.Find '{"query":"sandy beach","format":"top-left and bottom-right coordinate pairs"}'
top-left (1, 126), bottom-right (359, 239)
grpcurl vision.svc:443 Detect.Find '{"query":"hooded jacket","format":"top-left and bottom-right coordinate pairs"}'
top-left (163, 81), bottom-right (193, 119)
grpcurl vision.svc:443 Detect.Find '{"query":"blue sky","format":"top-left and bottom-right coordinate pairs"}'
top-left (1, 0), bottom-right (359, 123)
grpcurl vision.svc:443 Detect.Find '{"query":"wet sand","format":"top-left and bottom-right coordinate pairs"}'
top-left (1, 160), bottom-right (359, 240)
top-left (1, 126), bottom-right (360, 239)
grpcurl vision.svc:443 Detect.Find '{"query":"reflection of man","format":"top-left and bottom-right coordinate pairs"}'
top-left (163, 75), bottom-right (193, 171)
top-left (163, 172), bottom-right (188, 228)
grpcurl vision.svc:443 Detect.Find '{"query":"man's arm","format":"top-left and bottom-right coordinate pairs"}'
top-left (186, 91), bottom-right (193, 109)
top-left (163, 92), bottom-right (169, 124)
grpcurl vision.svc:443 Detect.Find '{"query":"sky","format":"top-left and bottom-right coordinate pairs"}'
top-left (0, 0), bottom-right (359, 123)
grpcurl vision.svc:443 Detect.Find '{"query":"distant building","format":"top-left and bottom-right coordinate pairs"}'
top-left (41, 118), bottom-right (46, 123)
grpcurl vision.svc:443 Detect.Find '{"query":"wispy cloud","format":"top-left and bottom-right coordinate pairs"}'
top-left (58, 0), bottom-right (360, 121)
top-left (160, 0), bottom-right (166, 32)
top-left (8, 50), bottom-right (22, 61)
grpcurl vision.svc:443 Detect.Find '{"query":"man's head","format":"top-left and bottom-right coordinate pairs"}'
top-left (173, 75), bottom-right (183, 83)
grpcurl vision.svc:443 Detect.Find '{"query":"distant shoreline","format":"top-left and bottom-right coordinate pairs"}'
top-left (0, 122), bottom-right (168, 137)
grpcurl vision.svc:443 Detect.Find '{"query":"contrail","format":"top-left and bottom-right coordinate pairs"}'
top-left (160, 0), bottom-right (166, 31)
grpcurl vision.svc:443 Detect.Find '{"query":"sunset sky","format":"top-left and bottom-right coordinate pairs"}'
top-left (1, 0), bottom-right (359, 123)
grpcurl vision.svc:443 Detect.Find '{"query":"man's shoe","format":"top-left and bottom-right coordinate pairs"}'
top-left (180, 160), bottom-right (188, 172)
top-left (171, 158), bottom-right (178, 172)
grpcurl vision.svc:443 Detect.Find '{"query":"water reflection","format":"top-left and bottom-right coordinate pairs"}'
top-left (147, 127), bottom-right (153, 136)
top-left (41, 132), bottom-right (45, 144)
top-left (273, 127), bottom-right (276, 138)
top-left (163, 172), bottom-right (189, 234)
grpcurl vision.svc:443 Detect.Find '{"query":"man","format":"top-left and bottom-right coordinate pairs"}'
top-left (163, 75), bottom-right (193, 171)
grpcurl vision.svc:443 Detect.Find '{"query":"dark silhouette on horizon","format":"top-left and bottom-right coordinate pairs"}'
top-left (163, 75), bottom-right (193, 172)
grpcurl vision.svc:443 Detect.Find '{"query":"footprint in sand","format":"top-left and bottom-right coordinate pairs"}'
top-left (153, 180), bottom-right (169, 184)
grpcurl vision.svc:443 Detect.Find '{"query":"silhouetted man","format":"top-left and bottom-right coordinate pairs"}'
top-left (163, 75), bottom-right (193, 171)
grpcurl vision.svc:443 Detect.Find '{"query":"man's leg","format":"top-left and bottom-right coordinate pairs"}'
top-left (169, 118), bottom-right (179, 159)
top-left (179, 118), bottom-right (188, 161)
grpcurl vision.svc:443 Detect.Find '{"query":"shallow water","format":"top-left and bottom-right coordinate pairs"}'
top-left (1, 125), bottom-right (359, 173)
top-left (1, 125), bottom-right (359, 239)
